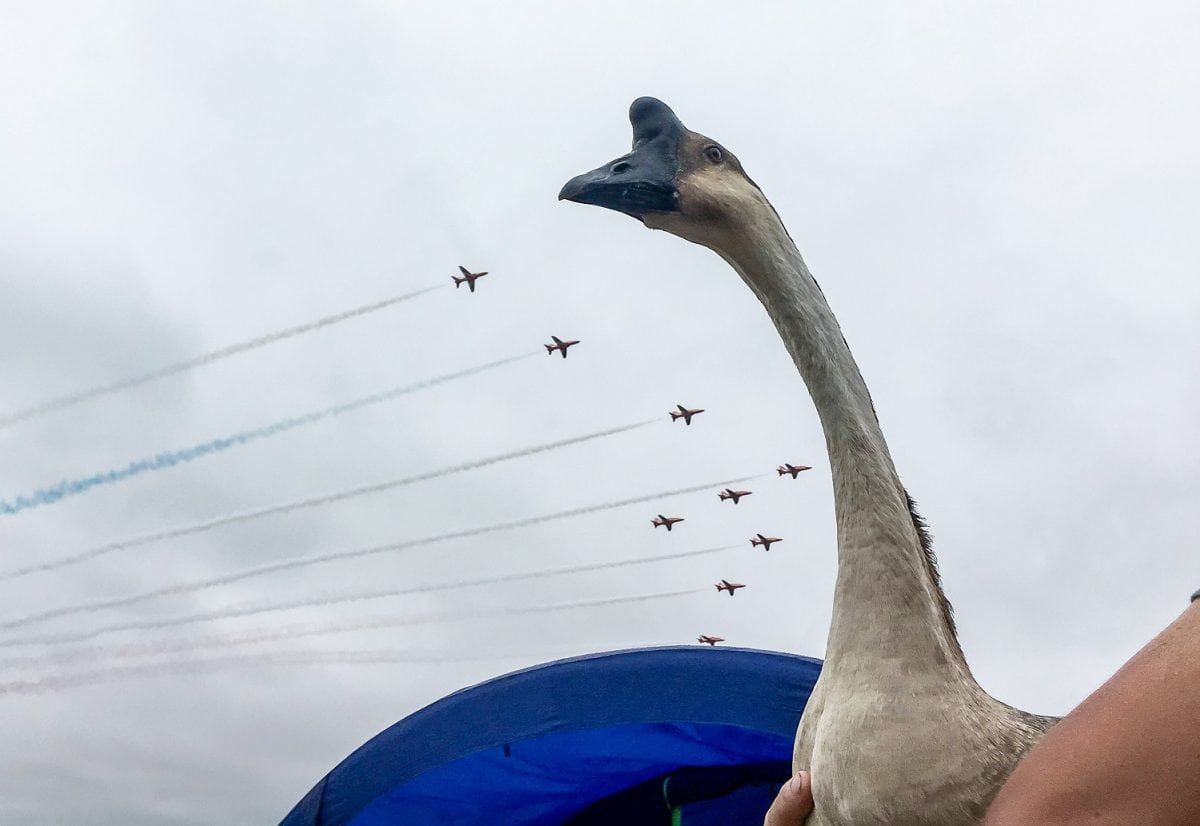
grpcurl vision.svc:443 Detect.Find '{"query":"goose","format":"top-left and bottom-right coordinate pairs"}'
top-left (560, 97), bottom-right (1058, 824)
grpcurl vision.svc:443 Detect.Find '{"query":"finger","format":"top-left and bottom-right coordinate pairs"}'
top-left (764, 771), bottom-right (814, 825)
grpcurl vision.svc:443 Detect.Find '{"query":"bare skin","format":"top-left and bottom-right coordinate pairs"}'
top-left (765, 772), bottom-right (814, 826)
top-left (985, 600), bottom-right (1200, 825)
top-left (767, 601), bottom-right (1200, 825)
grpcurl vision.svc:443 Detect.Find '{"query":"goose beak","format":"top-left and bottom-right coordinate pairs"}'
top-left (558, 96), bottom-right (684, 220)
top-left (557, 162), bottom-right (679, 219)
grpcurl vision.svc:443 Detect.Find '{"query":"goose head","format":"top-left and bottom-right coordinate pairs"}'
top-left (558, 97), bottom-right (772, 252)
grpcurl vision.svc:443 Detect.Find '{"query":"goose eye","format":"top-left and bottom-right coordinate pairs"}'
top-left (704, 145), bottom-right (723, 164)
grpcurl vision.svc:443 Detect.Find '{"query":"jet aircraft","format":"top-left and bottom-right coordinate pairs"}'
top-left (453, 266), bottom-right (487, 292)
top-left (545, 335), bottom-right (580, 358)
top-left (652, 515), bottom-right (685, 531)
top-left (697, 635), bottom-right (725, 646)
top-left (715, 579), bottom-right (745, 596)
top-left (670, 404), bottom-right (704, 425)
top-left (777, 463), bottom-right (812, 478)
top-left (718, 488), bottom-right (752, 504)
top-left (750, 534), bottom-right (782, 551)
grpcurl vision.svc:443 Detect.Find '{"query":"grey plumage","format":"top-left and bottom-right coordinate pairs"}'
top-left (561, 97), bottom-right (1060, 824)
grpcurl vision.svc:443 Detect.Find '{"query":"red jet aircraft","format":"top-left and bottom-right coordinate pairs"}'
top-left (777, 463), bottom-right (812, 478)
top-left (715, 579), bottom-right (746, 596)
top-left (750, 534), bottom-right (783, 551)
top-left (697, 635), bottom-right (725, 646)
top-left (545, 336), bottom-right (580, 358)
top-left (718, 488), bottom-right (752, 504)
top-left (453, 266), bottom-right (487, 292)
top-left (670, 404), bottom-right (705, 425)
top-left (652, 514), bottom-right (685, 531)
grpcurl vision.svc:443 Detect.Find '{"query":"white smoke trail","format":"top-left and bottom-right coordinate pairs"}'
top-left (0, 589), bottom-right (704, 692)
top-left (0, 640), bottom-right (684, 696)
top-left (0, 476), bottom-right (757, 632)
top-left (1, 545), bottom-right (733, 649)
top-left (0, 284), bottom-right (445, 430)
top-left (0, 650), bottom-right (521, 696)
top-left (0, 350), bottom-right (535, 516)
top-left (0, 418), bottom-right (657, 581)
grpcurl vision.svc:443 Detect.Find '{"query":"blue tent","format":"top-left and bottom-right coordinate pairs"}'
top-left (281, 646), bottom-right (821, 825)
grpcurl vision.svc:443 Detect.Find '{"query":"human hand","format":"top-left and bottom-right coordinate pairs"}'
top-left (764, 771), bottom-right (813, 825)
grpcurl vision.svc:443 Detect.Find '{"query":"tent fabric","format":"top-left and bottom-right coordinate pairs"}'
top-left (281, 646), bottom-right (822, 826)
top-left (351, 723), bottom-right (789, 824)
top-left (565, 761), bottom-right (791, 825)
top-left (674, 783), bottom-right (785, 825)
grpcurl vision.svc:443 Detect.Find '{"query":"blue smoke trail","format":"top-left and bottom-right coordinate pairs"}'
top-left (0, 418), bottom-right (658, 581)
top-left (0, 351), bottom-right (535, 516)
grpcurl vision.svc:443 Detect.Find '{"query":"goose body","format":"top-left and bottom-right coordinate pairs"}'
top-left (561, 97), bottom-right (1056, 823)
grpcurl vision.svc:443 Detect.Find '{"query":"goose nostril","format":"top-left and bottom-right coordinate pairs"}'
top-left (610, 161), bottom-right (631, 175)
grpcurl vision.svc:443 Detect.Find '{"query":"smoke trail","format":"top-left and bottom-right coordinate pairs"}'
top-left (0, 476), bottom-right (757, 632)
top-left (0, 418), bottom-right (656, 581)
top-left (0, 284), bottom-right (445, 430)
top-left (3, 545), bottom-right (733, 649)
top-left (0, 650), bottom-right (515, 696)
top-left (258, 642), bottom-right (675, 667)
top-left (0, 589), bottom-right (704, 683)
top-left (0, 351), bottom-right (535, 516)
top-left (0, 641), bottom-right (681, 696)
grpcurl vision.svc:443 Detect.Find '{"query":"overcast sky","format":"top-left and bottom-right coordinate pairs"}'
top-left (1, 2), bottom-right (1198, 823)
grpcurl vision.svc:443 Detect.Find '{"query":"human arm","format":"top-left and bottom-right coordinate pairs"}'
top-left (985, 598), bottom-right (1200, 824)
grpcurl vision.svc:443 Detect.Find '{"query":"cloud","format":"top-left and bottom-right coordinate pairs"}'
top-left (0, 2), bottom-right (1197, 823)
